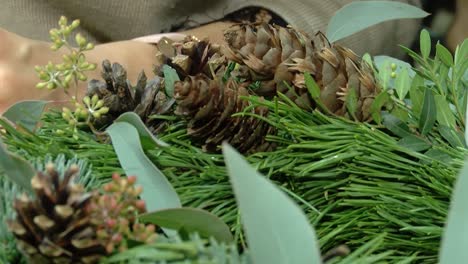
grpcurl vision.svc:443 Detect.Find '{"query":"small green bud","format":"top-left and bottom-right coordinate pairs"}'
top-left (62, 112), bottom-right (70, 121)
top-left (34, 66), bottom-right (42, 72)
top-left (83, 96), bottom-right (91, 107)
top-left (73, 134), bottom-right (79, 140)
top-left (78, 110), bottom-right (89, 119)
top-left (55, 129), bottom-right (64, 135)
top-left (63, 27), bottom-right (72, 36)
top-left (50, 44), bottom-right (60, 51)
top-left (47, 82), bottom-right (56, 90)
top-left (75, 33), bottom-right (87, 47)
top-left (95, 99), bottom-right (104, 109)
top-left (49, 28), bottom-right (60, 39)
top-left (38, 71), bottom-right (49, 81)
top-left (62, 107), bottom-right (72, 114)
top-left (92, 112), bottom-right (101, 119)
top-left (86, 63), bottom-right (97, 71)
top-left (391, 63), bottom-right (397, 71)
top-left (58, 16), bottom-right (68, 27)
top-left (64, 74), bottom-right (73, 86)
top-left (46, 62), bottom-right (55, 71)
top-left (68, 119), bottom-right (77, 126)
top-left (70, 19), bottom-right (80, 29)
top-left (62, 54), bottom-right (72, 63)
top-left (390, 72), bottom-right (397, 78)
top-left (85, 43), bottom-right (94, 51)
top-left (56, 64), bottom-right (66, 71)
top-left (77, 72), bottom-right (87, 81)
top-left (36, 82), bottom-right (48, 89)
top-left (91, 94), bottom-right (99, 105)
top-left (98, 107), bottom-right (109, 115)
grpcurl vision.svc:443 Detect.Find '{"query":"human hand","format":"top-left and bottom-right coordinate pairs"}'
top-left (0, 28), bottom-right (68, 113)
top-left (0, 28), bottom-right (159, 114)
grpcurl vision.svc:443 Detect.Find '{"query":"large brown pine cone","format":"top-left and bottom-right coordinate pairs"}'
top-left (174, 74), bottom-right (275, 153)
top-left (7, 165), bottom-right (105, 264)
top-left (223, 23), bottom-right (380, 121)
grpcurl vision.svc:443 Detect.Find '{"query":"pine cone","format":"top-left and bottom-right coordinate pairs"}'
top-left (87, 60), bottom-right (174, 131)
top-left (223, 23), bottom-right (380, 121)
top-left (7, 164), bottom-right (106, 264)
top-left (174, 74), bottom-right (275, 153)
top-left (156, 36), bottom-right (226, 78)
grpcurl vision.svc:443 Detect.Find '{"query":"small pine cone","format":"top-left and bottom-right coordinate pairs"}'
top-left (223, 23), bottom-right (380, 121)
top-left (7, 164), bottom-right (106, 264)
top-left (87, 60), bottom-right (174, 130)
top-left (87, 174), bottom-right (157, 254)
top-left (174, 74), bottom-right (275, 153)
top-left (156, 36), bottom-right (226, 78)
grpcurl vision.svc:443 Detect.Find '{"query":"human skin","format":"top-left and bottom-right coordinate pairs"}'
top-left (0, 21), bottom-right (233, 113)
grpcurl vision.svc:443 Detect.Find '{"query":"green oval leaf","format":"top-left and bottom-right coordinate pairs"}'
top-left (439, 126), bottom-right (465, 148)
top-left (106, 122), bottom-right (181, 212)
top-left (222, 143), bottom-right (321, 264)
top-left (395, 68), bottom-right (411, 100)
top-left (397, 135), bottom-right (430, 152)
top-left (420, 29), bottom-right (431, 60)
top-left (115, 112), bottom-right (169, 150)
top-left (436, 43), bottom-right (454, 66)
top-left (419, 88), bottom-right (437, 135)
top-left (382, 113), bottom-right (414, 138)
top-left (163, 65), bottom-right (180, 98)
top-left (434, 95), bottom-right (456, 129)
top-left (0, 137), bottom-right (34, 192)
top-left (326, 1), bottom-right (428, 43)
top-left (140, 207), bottom-right (233, 243)
top-left (439, 159), bottom-right (468, 264)
top-left (409, 75), bottom-right (424, 116)
top-left (370, 91), bottom-right (389, 124)
top-left (2, 100), bottom-right (48, 131)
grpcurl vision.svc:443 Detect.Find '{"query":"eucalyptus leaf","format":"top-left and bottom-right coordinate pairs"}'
top-left (223, 143), bottom-right (321, 264)
top-left (436, 43), bottom-right (454, 67)
top-left (1, 100), bottom-right (48, 132)
top-left (382, 113), bottom-right (414, 138)
top-left (439, 159), bottom-right (468, 264)
top-left (395, 68), bottom-right (411, 100)
top-left (106, 122), bottom-right (181, 213)
top-left (0, 137), bottom-right (34, 192)
top-left (434, 95), bottom-right (456, 129)
top-left (397, 135), bottom-right (430, 152)
top-left (139, 207), bottom-right (233, 243)
top-left (163, 65), bottom-right (180, 98)
top-left (419, 88), bottom-right (437, 135)
top-left (115, 112), bottom-right (169, 150)
top-left (326, 1), bottom-right (428, 43)
top-left (420, 29), bottom-right (431, 60)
